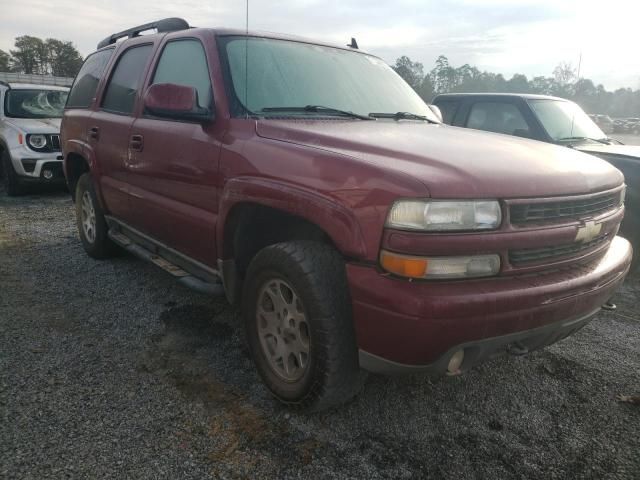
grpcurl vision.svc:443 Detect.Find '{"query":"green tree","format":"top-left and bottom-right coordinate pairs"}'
top-left (530, 76), bottom-right (554, 95)
top-left (573, 78), bottom-right (598, 113)
top-left (391, 53), bottom-right (640, 117)
top-left (46, 39), bottom-right (83, 77)
top-left (392, 56), bottom-right (424, 90)
top-left (0, 49), bottom-right (10, 71)
top-left (416, 75), bottom-right (435, 102)
top-left (505, 74), bottom-right (530, 93)
top-left (430, 55), bottom-right (455, 93)
top-left (553, 62), bottom-right (576, 86)
top-left (8, 36), bottom-right (83, 76)
top-left (10, 35), bottom-right (47, 74)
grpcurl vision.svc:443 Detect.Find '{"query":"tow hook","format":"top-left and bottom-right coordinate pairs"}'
top-left (602, 301), bottom-right (617, 311)
top-left (507, 341), bottom-right (529, 356)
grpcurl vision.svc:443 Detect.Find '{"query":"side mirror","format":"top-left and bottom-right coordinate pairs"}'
top-left (143, 83), bottom-right (213, 122)
top-left (428, 104), bottom-right (443, 123)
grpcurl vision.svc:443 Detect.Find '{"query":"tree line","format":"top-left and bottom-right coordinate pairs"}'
top-left (0, 36), bottom-right (83, 78)
top-left (393, 55), bottom-right (640, 118)
top-left (2, 35), bottom-right (639, 117)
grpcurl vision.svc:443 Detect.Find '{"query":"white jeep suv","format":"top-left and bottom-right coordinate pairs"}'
top-left (0, 82), bottom-right (69, 195)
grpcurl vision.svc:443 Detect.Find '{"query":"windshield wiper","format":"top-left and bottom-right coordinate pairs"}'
top-left (261, 105), bottom-right (373, 120)
top-left (557, 136), bottom-right (611, 145)
top-left (368, 111), bottom-right (437, 123)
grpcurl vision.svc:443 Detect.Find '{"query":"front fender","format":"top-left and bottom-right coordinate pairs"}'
top-left (218, 176), bottom-right (368, 259)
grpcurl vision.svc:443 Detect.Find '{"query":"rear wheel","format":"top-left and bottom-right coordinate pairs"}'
top-left (1, 150), bottom-right (25, 196)
top-left (75, 173), bottom-right (116, 259)
top-left (243, 241), bottom-right (364, 411)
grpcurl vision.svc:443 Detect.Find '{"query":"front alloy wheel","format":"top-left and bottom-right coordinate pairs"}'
top-left (256, 279), bottom-right (311, 382)
top-left (243, 241), bottom-right (364, 411)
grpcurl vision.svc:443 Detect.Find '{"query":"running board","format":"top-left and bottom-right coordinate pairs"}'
top-left (107, 227), bottom-right (225, 296)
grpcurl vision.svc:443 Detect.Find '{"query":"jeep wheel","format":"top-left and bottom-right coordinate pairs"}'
top-left (75, 173), bottom-right (116, 259)
top-left (1, 150), bottom-right (25, 196)
top-left (243, 241), bottom-right (364, 410)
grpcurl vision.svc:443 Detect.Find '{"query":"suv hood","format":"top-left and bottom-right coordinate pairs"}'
top-left (4, 117), bottom-right (61, 134)
top-left (575, 143), bottom-right (640, 161)
top-left (256, 120), bottom-right (622, 198)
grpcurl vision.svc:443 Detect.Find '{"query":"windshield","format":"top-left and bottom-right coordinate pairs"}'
top-left (222, 36), bottom-right (438, 121)
top-left (4, 89), bottom-right (68, 118)
top-left (528, 99), bottom-right (606, 141)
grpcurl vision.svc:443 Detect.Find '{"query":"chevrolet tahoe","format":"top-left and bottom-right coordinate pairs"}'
top-left (61, 18), bottom-right (632, 410)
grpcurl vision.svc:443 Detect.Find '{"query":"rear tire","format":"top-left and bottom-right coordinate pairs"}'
top-left (75, 173), bottom-right (116, 259)
top-left (243, 241), bottom-right (364, 411)
top-left (1, 150), bottom-right (25, 196)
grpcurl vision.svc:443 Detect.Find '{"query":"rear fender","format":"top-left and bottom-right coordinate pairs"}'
top-left (63, 139), bottom-right (106, 206)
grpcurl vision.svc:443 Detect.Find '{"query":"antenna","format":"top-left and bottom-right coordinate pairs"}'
top-left (347, 37), bottom-right (359, 49)
top-left (576, 52), bottom-right (582, 80)
top-left (570, 52), bottom-right (582, 137)
top-left (245, 0), bottom-right (249, 119)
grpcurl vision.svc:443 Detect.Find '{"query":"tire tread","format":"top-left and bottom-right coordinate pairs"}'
top-left (243, 240), bottom-right (364, 411)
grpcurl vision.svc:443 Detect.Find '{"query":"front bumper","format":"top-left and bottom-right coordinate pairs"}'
top-left (9, 145), bottom-right (65, 182)
top-left (348, 235), bottom-right (632, 374)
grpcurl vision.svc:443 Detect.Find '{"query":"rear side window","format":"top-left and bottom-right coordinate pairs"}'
top-left (102, 45), bottom-right (153, 114)
top-left (66, 49), bottom-right (113, 108)
top-left (466, 102), bottom-right (530, 136)
top-left (151, 40), bottom-right (212, 109)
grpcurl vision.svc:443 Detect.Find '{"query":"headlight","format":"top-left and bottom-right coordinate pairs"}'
top-left (386, 200), bottom-right (501, 231)
top-left (27, 134), bottom-right (48, 150)
top-left (380, 250), bottom-right (501, 279)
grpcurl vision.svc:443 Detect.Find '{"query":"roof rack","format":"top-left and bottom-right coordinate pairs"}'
top-left (97, 17), bottom-right (189, 49)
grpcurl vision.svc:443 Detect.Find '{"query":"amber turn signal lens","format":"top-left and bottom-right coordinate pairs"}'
top-left (380, 250), bottom-right (428, 278)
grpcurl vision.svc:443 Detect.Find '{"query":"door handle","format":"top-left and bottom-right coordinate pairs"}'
top-left (129, 134), bottom-right (144, 152)
top-left (88, 126), bottom-right (99, 140)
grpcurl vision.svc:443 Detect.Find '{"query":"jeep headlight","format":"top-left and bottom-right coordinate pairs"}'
top-left (27, 134), bottom-right (47, 150)
top-left (386, 200), bottom-right (502, 231)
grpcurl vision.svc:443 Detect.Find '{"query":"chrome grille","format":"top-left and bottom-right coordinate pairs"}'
top-left (509, 234), bottom-right (609, 266)
top-left (510, 192), bottom-right (619, 225)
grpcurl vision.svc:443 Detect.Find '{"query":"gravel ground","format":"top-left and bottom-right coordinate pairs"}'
top-left (1, 189), bottom-right (639, 479)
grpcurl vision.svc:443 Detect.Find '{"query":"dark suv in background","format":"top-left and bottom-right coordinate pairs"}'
top-left (433, 93), bottom-right (639, 270)
top-left (61, 19), bottom-right (631, 410)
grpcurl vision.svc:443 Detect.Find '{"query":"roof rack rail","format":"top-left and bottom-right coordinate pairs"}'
top-left (97, 17), bottom-right (189, 49)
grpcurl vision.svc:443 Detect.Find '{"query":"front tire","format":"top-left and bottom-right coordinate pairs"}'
top-left (243, 241), bottom-right (364, 411)
top-left (1, 150), bottom-right (25, 196)
top-left (75, 173), bottom-right (116, 259)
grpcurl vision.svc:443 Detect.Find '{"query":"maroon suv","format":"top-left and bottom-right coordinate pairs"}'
top-left (61, 18), bottom-right (632, 410)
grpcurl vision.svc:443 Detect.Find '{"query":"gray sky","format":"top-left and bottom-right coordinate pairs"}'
top-left (1, 0), bottom-right (638, 90)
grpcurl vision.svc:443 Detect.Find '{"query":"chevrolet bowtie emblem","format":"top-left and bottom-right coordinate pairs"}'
top-left (575, 220), bottom-right (602, 243)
